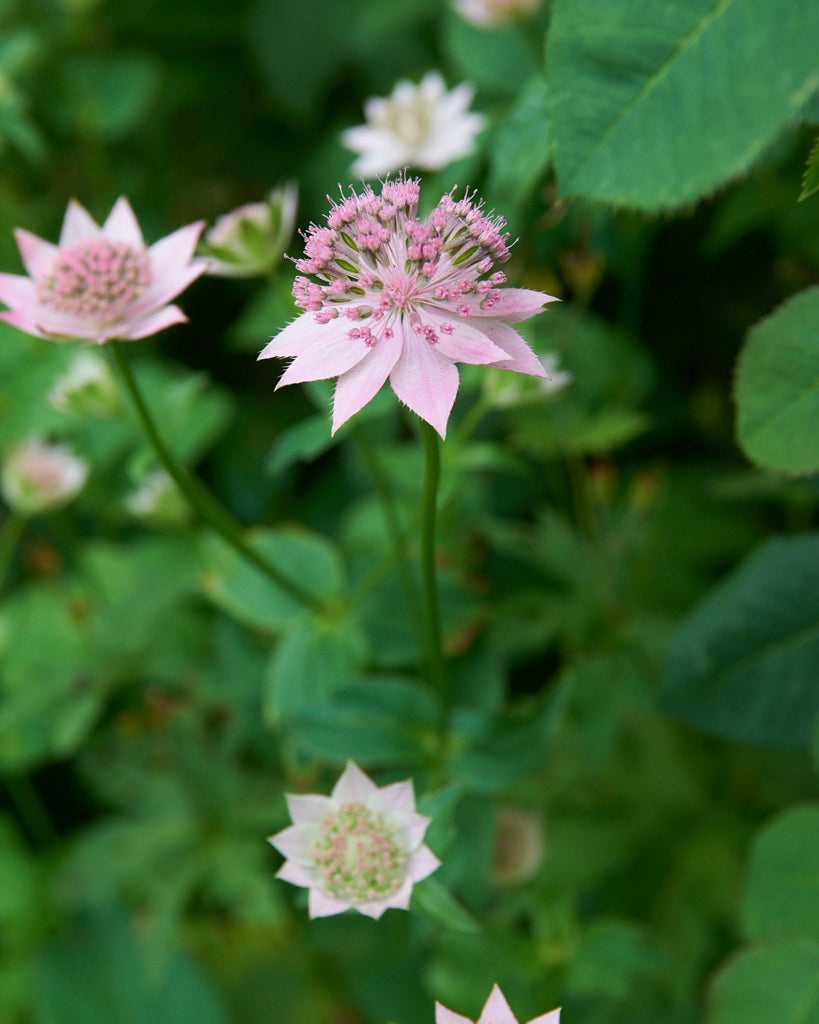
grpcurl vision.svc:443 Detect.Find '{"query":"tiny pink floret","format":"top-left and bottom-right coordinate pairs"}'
top-left (0, 197), bottom-right (207, 345)
top-left (259, 174), bottom-right (558, 437)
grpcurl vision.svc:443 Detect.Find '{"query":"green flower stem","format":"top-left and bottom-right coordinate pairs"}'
top-left (419, 419), bottom-right (445, 699)
top-left (0, 510), bottom-right (24, 594)
top-left (109, 343), bottom-right (322, 612)
top-left (352, 424), bottom-right (425, 654)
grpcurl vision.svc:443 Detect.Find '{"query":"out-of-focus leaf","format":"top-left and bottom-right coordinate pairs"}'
top-left (34, 911), bottom-right (228, 1024)
top-left (58, 53), bottom-right (160, 140)
top-left (547, 0), bottom-right (819, 211)
top-left (735, 287), bottom-right (819, 474)
top-left (200, 526), bottom-right (345, 633)
top-left (412, 876), bottom-right (481, 933)
top-left (706, 939), bottom-right (819, 1024)
top-left (743, 806), bottom-right (819, 944)
top-left (487, 75), bottom-right (551, 205)
top-left (444, 12), bottom-right (538, 96)
top-left (266, 414), bottom-right (339, 476)
top-left (800, 137), bottom-right (819, 200)
top-left (566, 918), bottom-right (673, 1000)
top-left (661, 534), bottom-right (819, 749)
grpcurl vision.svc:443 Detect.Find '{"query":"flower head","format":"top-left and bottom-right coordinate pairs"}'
top-left (341, 72), bottom-right (486, 178)
top-left (1, 436), bottom-right (88, 515)
top-left (259, 175), bottom-right (557, 437)
top-left (0, 197), bottom-right (207, 344)
top-left (268, 761), bottom-right (440, 919)
top-left (202, 183), bottom-right (298, 278)
top-left (48, 350), bottom-right (121, 418)
top-left (453, 0), bottom-right (541, 29)
top-left (436, 986), bottom-right (559, 1024)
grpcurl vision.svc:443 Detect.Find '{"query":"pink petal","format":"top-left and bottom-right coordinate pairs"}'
top-left (373, 780), bottom-right (416, 816)
top-left (354, 897), bottom-right (392, 919)
top-left (0, 272), bottom-right (37, 311)
top-left (120, 304), bottom-right (188, 340)
top-left (59, 199), bottom-right (100, 247)
top-left (276, 322), bottom-right (371, 388)
top-left (478, 987), bottom-right (518, 1024)
top-left (331, 326), bottom-right (402, 432)
top-left (407, 844), bottom-right (441, 882)
top-left (102, 197), bottom-right (145, 247)
top-left (128, 222), bottom-right (206, 315)
top-left (383, 876), bottom-right (413, 910)
top-left (0, 308), bottom-right (49, 339)
top-left (389, 322), bottom-right (459, 438)
top-left (403, 813), bottom-right (433, 850)
top-left (259, 312), bottom-right (326, 361)
top-left (528, 1011), bottom-right (560, 1024)
top-left (286, 793), bottom-right (332, 825)
top-left (456, 288), bottom-right (557, 324)
top-left (129, 258), bottom-right (206, 318)
top-left (331, 761), bottom-right (378, 804)
top-left (479, 321), bottom-right (547, 377)
top-left (436, 1005), bottom-right (475, 1024)
top-left (426, 314), bottom-right (508, 366)
top-left (14, 229), bottom-right (57, 278)
top-left (308, 888), bottom-right (351, 918)
top-left (275, 860), bottom-right (314, 888)
top-left (268, 823), bottom-right (315, 861)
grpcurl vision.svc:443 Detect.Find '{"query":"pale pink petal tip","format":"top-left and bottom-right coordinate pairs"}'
top-left (478, 986), bottom-right (518, 1024)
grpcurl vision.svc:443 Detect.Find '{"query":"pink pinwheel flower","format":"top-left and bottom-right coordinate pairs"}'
top-left (437, 986), bottom-right (560, 1024)
top-left (267, 761), bottom-right (440, 919)
top-left (0, 197), bottom-right (207, 344)
top-left (258, 175), bottom-right (557, 437)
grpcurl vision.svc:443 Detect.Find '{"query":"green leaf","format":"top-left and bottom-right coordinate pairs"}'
top-left (264, 614), bottom-right (369, 725)
top-left (661, 534), bottom-right (819, 749)
top-left (411, 876), bottom-right (481, 933)
top-left (547, 0), bottom-right (819, 211)
top-left (487, 75), bottom-right (551, 205)
top-left (735, 288), bottom-right (819, 474)
top-left (289, 676), bottom-right (439, 765)
top-left (743, 806), bottom-right (819, 945)
top-left (34, 911), bottom-right (228, 1024)
top-left (707, 939), bottom-right (819, 1024)
top-left (266, 415), bottom-right (339, 476)
top-left (59, 53), bottom-right (160, 141)
top-left (200, 526), bottom-right (344, 633)
top-left (443, 12), bottom-right (538, 97)
top-left (800, 137), bottom-right (819, 200)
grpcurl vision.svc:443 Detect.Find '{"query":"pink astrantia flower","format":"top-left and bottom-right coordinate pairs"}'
top-left (258, 175), bottom-right (557, 437)
top-left (436, 986), bottom-right (560, 1024)
top-left (267, 761), bottom-right (440, 920)
top-left (0, 197), bottom-right (207, 344)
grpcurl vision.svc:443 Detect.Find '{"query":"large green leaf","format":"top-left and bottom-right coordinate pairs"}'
top-left (735, 287), bottom-right (819, 474)
top-left (547, 0), bottom-right (819, 211)
top-left (743, 806), bottom-right (819, 945)
top-left (707, 939), bottom-right (819, 1024)
top-left (661, 534), bottom-right (819, 749)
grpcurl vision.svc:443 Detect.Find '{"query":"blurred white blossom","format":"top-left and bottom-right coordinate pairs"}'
top-left (454, 0), bottom-right (540, 29)
top-left (1, 436), bottom-right (88, 515)
top-left (341, 72), bottom-right (485, 178)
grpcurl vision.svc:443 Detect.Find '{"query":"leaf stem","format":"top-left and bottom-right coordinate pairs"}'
top-left (108, 343), bottom-right (321, 611)
top-left (420, 419), bottom-right (445, 699)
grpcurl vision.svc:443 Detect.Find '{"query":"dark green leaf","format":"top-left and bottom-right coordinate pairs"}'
top-left (707, 939), bottom-right (819, 1024)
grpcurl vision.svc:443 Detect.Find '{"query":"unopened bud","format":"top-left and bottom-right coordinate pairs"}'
top-left (48, 351), bottom-right (120, 419)
top-left (202, 183), bottom-right (298, 278)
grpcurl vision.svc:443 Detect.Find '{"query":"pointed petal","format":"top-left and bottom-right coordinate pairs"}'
top-left (0, 272), bottom-right (37, 311)
top-left (120, 304), bottom-right (188, 340)
top-left (308, 888), bottom-right (351, 918)
top-left (0, 308), bottom-right (49, 339)
top-left (353, 895), bottom-right (393, 918)
top-left (479, 321), bottom-right (547, 377)
top-left (407, 844), bottom-right (441, 882)
top-left (259, 312), bottom-right (325, 361)
top-left (389, 323), bottom-right (459, 438)
top-left (436, 1005), bottom-right (475, 1024)
top-left (286, 793), bottom-right (332, 825)
top-left (373, 779), bottom-right (416, 816)
top-left (478, 987), bottom-right (518, 1024)
top-left (528, 1011), bottom-right (560, 1024)
top-left (102, 197), bottom-right (145, 247)
top-left (456, 288), bottom-right (558, 323)
top-left (331, 326), bottom-right (402, 432)
top-left (128, 226), bottom-right (206, 316)
top-left (403, 813), bottom-right (433, 850)
top-left (276, 321), bottom-right (371, 388)
top-left (267, 822), bottom-right (315, 861)
top-left (383, 876), bottom-right (413, 910)
top-left (426, 314), bottom-right (508, 366)
top-left (14, 229), bottom-right (57, 278)
top-left (59, 199), bottom-right (100, 246)
top-left (275, 859), bottom-right (314, 888)
top-left (332, 761), bottom-right (378, 804)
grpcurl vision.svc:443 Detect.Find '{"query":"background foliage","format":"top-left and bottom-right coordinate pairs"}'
top-left (1, 0), bottom-right (818, 1022)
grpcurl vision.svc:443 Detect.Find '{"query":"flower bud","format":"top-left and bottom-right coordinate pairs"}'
top-left (1, 436), bottom-right (88, 515)
top-left (202, 183), bottom-right (298, 278)
top-left (48, 350), bottom-right (121, 418)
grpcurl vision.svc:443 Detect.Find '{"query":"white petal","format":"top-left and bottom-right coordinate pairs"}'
top-left (373, 779), bottom-right (416, 816)
top-left (389, 322), bottom-right (460, 438)
top-left (478, 987), bottom-right (518, 1024)
top-left (436, 1005), bottom-right (475, 1024)
top-left (331, 761), bottom-right (378, 804)
top-left (331, 326), bottom-right (402, 432)
top-left (268, 822), bottom-right (315, 861)
top-left (528, 1011), bottom-right (560, 1024)
top-left (407, 844), bottom-right (441, 882)
top-left (14, 229), bottom-right (57, 278)
top-left (259, 312), bottom-right (326, 361)
top-left (276, 860), bottom-right (313, 888)
top-left (102, 197), bottom-right (145, 247)
top-left (59, 200), bottom-right (100, 246)
top-left (308, 888), bottom-right (351, 918)
top-left (286, 793), bottom-right (331, 825)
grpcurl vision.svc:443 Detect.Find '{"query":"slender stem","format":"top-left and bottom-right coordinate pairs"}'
top-left (419, 419), bottom-right (445, 698)
top-left (0, 510), bottom-right (24, 594)
top-left (109, 343), bottom-right (322, 611)
top-left (352, 424), bottom-right (425, 652)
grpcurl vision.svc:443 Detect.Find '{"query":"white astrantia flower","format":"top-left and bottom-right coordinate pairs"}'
top-left (1, 436), bottom-right (88, 515)
top-left (437, 986), bottom-right (560, 1024)
top-left (48, 350), bottom-right (121, 418)
top-left (341, 71), bottom-right (486, 178)
top-left (453, 0), bottom-right (540, 29)
top-left (267, 761), bottom-right (440, 919)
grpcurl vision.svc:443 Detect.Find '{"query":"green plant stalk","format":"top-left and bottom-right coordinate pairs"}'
top-left (109, 343), bottom-right (321, 611)
top-left (0, 510), bottom-right (24, 595)
top-left (420, 419), bottom-right (445, 699)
